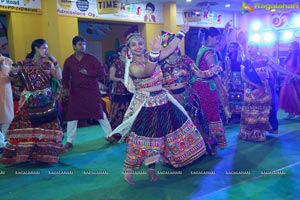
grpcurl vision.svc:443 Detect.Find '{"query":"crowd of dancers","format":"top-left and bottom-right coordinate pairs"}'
top-left (0, 23), bottom-right (300, 184)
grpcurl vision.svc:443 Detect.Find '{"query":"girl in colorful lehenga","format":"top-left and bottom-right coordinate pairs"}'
top-left (223, 42), bottom-right (245, 122)
top-left (279, 41), bottom-right (300, 119)
top-left (160, 31), bottom-right (222, 154)
top-left (238, 42), bottom-right (298, 141)
top-left (192, 27), bottom-right (230, 155)
top-left (109, 23), bottom-right (206, 185)
top-left (108, 44), bottom-right (133, 132)
top-left (238, 45), bottom-right (272, 142)
top-left (0, 39), bottom-right (65, 164)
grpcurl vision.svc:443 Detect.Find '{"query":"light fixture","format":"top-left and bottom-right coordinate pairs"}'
top-left (291, 14), bottom-right (300, 27)
top-left (186, 0), bottom-right (192, 2)
top-left (250, 33), bottom-right (261, 43)
top-left (281, 30), bottom-right (294, 41)
top-left (225, 4), bottom-right (231, 8)
top-left (263, 31), bottom-right (276, 44)
top-left (251, 21), bottom-right (262, 31)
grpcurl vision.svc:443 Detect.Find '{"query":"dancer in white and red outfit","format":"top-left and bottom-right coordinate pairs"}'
top-left (0, 53), bottom-right (14, 152)
top-left (109, 23), bottom-right (206, 185)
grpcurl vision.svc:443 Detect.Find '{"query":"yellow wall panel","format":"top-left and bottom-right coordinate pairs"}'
top-left (144, 23), bottom-right (163, 51)
top-left (8, 12), bottom-right (43, 62)
top-left (57, 15), bottom-right (78, 67)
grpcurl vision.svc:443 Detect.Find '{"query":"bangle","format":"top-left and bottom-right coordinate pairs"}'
top-left (178, 30), bottom-right (186, 36)
top-left (148, 55), bottom-right (158, 63)
top-left (176, 31), bottom-right (186, 40)
top-left (150, 50), bottom-right (160, 55)
top-left (150, 51), bottom-right (160, 58)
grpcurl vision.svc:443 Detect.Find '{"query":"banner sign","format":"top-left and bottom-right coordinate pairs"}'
top-left (178, 7), bottom-right (233, 28)
top-left (0, 0), bottom-right (41, 13)
top-left (57, 0), bottom-right (163, 23)
top-left (97, 0), bottom-right (119, 14)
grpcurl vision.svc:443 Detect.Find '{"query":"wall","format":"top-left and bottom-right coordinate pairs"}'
top-left (4, 0), bottom-right (77, 64)
top-left (3, 1), bottom-right (186, 65)
top-left (7, 12), bottom-right (43, 62)
top-left (57, 15), bottom-right (78, 65)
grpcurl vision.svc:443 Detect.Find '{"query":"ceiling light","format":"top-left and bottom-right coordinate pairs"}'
top-left (186, 0), bottom-right (192, 2)
top-left (251, 21), bottom-right (262, 31)
top-left (225, 4), bottom-right (231, 8)
top-left (250, 33), bottom-right (261, 43)
top-left (282, 30), bottom-right (294, 41)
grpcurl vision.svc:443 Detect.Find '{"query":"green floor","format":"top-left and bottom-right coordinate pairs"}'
top-left (0, 110), bottom-right (299, 200)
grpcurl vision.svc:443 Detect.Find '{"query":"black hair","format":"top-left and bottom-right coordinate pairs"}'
top-left (146, 2), bottom-right (155, 12)
top-left (228, 42), bottom-right (241, 58)
top-left (72, 36), bottom-right (86, 46)
top-left (117, 44), bottom-right (126, 53)
top-left (243, 59), bottom-right (263, 86)
top-left (201, 27), bottom-right (220, 41)
top-left (26, 38), bottom-right (47, 59)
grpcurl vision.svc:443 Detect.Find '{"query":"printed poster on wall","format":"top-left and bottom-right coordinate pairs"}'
top-left (57, 0), bottom-right (163, 23)
top-left (0, 0), bottom-right (41, 13)
top-left (177, 7), bottom-right (233, 28)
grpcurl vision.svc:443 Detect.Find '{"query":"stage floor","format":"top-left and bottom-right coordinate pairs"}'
top-left (1, 110), bottom-right (299, 200)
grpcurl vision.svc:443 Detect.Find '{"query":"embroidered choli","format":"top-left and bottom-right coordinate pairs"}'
top-left (161, 55), bottom-right (194, 86)
top-left (132, 65), bottom-right (163, 90)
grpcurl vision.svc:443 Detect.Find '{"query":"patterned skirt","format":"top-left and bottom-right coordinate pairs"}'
top-left (228, 72), bottom-right (244, 117)
top-left (168, 87), bottom-right (218, 155)
top-left (192, 81), bottom-right (227, 152)
top-left (124, 91), bottom-right (206, 169)
top-left (110, 93), bottom-right (133, 130)
top-left (0, 107), bottom-right (65, 164)
top-left (238, 87), bottom-right (272, 142)
top-left (279, 78), bottom-right (300, 115)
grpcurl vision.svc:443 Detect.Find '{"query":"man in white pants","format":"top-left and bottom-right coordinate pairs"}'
top-left (62, 36), bottom-right (112, 149)
top-left (65, 112), bottom-right (111, 148)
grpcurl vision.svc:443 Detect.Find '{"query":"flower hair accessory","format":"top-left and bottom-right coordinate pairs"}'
top-left (161, 30), bottom-right (175, 48)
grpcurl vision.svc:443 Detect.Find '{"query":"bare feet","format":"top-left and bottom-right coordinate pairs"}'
top-left (148, 168), bottom-right (158, 182)
top-left (124, 173), bottom-right (134, 185)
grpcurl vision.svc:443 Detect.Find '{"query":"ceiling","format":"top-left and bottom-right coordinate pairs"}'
top-left (125, 0), bottom-right (299, 12)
